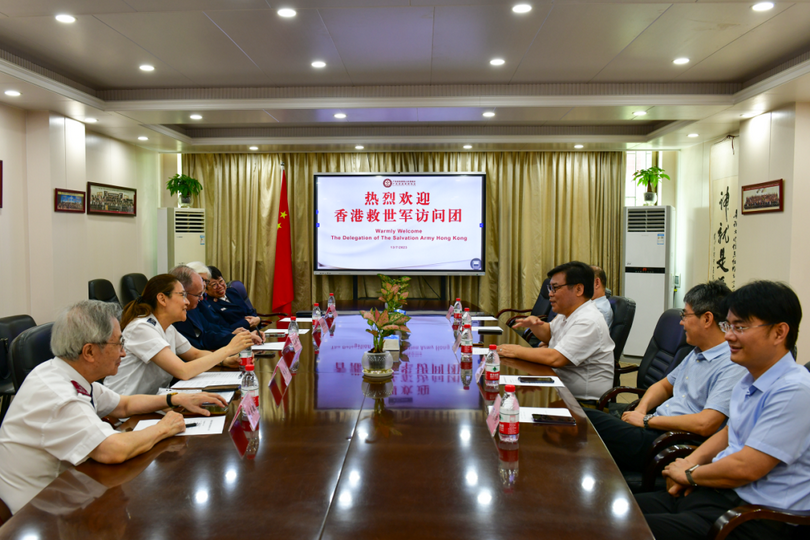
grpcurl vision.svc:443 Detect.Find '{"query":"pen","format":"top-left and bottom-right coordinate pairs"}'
top-left (185, 422), bottom-right (198, 428)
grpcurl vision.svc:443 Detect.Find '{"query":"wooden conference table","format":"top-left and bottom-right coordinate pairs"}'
top-left (0, 301), bottom-right (653, 540)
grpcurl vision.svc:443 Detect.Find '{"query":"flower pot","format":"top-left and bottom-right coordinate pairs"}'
top-left (178, 195), bottom-right (192, 208)
top-left (643, 191), bottom-right (658, 206)
top-left (361, 350), bottom-right (394, 379)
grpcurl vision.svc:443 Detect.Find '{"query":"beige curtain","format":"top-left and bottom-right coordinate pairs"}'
top-left (184, 152), bottom-right (624, 316)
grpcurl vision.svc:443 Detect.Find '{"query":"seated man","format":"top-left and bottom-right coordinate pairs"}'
top-left (499, 261), bottom-right (615, 401)
top-left (186, 261), bottom-right (251, 334)
top-left (636, 280), bottom-right (810, 540)
top-left (0, 300), bottom-right (226, 514)
top-left (591, 265), bottom-right (613, 327)
top-left (170, 265), bottom-right (262, 350)
top-left (584, 281), bottom-right (747, 473)
top-left (203, 265), bottom-right (261, 329)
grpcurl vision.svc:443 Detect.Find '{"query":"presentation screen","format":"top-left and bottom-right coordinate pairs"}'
top-left (314, 173), bottom-right (486, 275)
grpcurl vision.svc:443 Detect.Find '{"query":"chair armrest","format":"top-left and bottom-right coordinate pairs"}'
top-left (617, 363), bottom-right (640, 375)
top-left (709, 505), bottom-right (810, 540)
top-left (640, 443), bottom-right (698, 492)
top-left (496, 307), bottom-right (531, 319)
top-left (596, 386), bottom-right (646, 411)
top-left (647, 430), bottom-right (707, 461)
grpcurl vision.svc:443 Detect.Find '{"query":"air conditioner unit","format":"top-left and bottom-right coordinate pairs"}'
top-left (622, 206), bottom-right (676, 357)
top-left (157, 208), bottom-right (206, 274)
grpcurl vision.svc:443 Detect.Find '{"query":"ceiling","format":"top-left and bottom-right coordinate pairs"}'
top-left (1, 0), bottom-right (810, 153)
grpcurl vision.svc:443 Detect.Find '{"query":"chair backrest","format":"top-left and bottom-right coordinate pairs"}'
top-left (0, 315), bottom-right (37, 381)
top-left (88, 279), bottom-right (120, 306)
top-left (228, 280), bottom-right (256, 313)
top-left (609, 296), bottom-right (636, 363)
top-left (636, 309), bottom-right (692, 390)
top-left (9, 323), bottom-right (54, 391)
top-left (120, 273), bottom-right (148, 307)
top-left (531, 278), bottom-right (558, 322)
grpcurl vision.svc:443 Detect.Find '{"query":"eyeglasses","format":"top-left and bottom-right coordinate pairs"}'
top-left (547, 282), bottom-right (573, 294)
top-left (718, 321), bottom-right (775, 335)
top-left (95, 338), bottom-right (125, 350)
top-left (188, 291), bottom-right (205, 300)
top-left (167, 291), bottom-right (188, 299)
top-left (680, 310), bottom-right (699, 320)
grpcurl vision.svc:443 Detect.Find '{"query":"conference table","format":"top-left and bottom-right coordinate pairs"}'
top-left (0, 301), bottom-right (653, 540)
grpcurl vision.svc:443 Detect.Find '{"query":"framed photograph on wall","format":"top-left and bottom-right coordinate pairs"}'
top-left (54, 188), bottom-right (86, 213)
top-left (741, 179), bottom-right (784, 215)
top-left (87, 182), bottom-right (137, 216)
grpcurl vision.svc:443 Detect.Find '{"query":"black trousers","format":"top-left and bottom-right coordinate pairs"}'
top-left (636, 488), bottom-right (791, 540)
top-left (585, 408), bottom-right (666, 472)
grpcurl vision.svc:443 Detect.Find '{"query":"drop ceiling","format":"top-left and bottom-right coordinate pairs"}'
top-left (1, 0), bottom-right (810, 153)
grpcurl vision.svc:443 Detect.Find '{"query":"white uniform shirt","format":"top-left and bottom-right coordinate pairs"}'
top-left (103, 315), bottom-right (192, 396)
top-left (0, 358), bottom-right (120, 514)
top-left (592, 296), bottom-right (613, 327)
top-left (548, 300), bottom-right (615, 401)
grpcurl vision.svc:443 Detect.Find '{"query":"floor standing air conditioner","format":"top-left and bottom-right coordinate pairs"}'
top-left (157, 208), bottom-right (206, 274)
top-left (622, 206), bottom-right (676, 357)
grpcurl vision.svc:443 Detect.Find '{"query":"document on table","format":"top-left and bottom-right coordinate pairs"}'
top-left (471, 316), bottom-right (498, 321)
top-left (253, 342), bottom-right (284, 351)
top-left (134, 416), bottom-right (226, 436)
top-left (280, 317), bottom-right (312, 323)
top-left (171, 371), bottom-right (243, 389)
top-left (472, 347), bottom-right (491, 355)
top-left (157, 387), bottom-right (235, 403)
top-left (500, 375), bottom-right (564, 387)
top-left (487, 406), bottom-right (573, 423)
top-left (264, 328), bottom-right (309, 335)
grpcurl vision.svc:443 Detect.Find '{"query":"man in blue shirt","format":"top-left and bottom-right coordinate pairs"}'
top-left (636, 280), bottom-right (810, 540)
top-left (586, 281), bottom-right (746, 473)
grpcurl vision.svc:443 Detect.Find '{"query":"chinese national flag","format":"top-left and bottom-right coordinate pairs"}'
top-left (272, 168), bottom-right (294, 314)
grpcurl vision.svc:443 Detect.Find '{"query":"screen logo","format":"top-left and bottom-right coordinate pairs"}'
top-left (383, 178), bottom-right (392, 188)
top-left (470, 258), bottom-right (483, 270)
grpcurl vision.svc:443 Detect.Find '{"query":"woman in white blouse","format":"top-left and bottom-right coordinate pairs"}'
top-left (104, 274), bottom-right (253, 395)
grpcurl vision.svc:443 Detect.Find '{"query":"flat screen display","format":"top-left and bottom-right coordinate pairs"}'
top-left (314, 173), bottom-right (486, 275)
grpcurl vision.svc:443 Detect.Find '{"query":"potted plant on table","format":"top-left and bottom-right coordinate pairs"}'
top-left (166, 173), bottom-right (203, 208)
top-left (632, 166), bottom-right (670, 206)
top-left (359, 308), bottom-right (411, 378)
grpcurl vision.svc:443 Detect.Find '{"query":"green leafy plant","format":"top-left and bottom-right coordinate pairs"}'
top-left (378, 274), bottom-right (411, 311)
top-left (360, 308), bottom-right (411, 353)
top-left (632, 166), bottom-right (670, 193)
top-left (166, 173), bottom-right (203, 199)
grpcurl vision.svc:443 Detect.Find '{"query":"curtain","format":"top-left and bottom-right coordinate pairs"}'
top-left (184, 151), bottom-right (624, 316)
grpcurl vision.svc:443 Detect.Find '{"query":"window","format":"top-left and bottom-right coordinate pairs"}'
top-left (625, 151), bottom-right (656, 206)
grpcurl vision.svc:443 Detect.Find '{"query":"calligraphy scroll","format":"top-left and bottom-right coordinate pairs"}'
top-left (709, 139), bottom-right (738, 288)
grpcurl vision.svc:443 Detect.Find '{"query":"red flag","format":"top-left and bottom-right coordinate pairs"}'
top-left (272, 167), bottom-right (294, 314)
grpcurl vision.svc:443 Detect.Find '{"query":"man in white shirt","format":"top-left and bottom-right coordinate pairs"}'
top-left (499, 261), bottom-right (615, 401)
top-left (0, 300), bottom-right (226, 514)
top-left (591, 265), bottom-right (613, 327)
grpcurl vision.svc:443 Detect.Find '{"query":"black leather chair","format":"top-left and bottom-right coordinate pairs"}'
top-left (0, 315), bottom-right (37, 421)
top-left (608, 295), bottom-right (636, 387)
top-left (497, 278), bottom-right (557, 346)
top-left (9, 323), bottom-right (54, 391)
top-left (120, 273), bottom-right (148, 307)
top-left (88, 278), bottom-right (120, 306)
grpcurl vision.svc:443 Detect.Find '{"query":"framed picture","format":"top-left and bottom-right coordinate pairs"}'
top-left (741, 179), bottom-right (784, 215)
top-left (54, 188), bottom-right (86, 213)
top-left (87, 182), bottom-right (137, 217)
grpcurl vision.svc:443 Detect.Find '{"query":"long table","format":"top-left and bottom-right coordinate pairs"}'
top-left (0, 305), bottom-right (653, 539)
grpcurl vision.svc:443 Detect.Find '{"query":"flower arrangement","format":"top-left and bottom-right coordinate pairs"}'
top-left (378, 274), bottom-right (410, 311)
top-left (360, 308), bottom-right (411, 353)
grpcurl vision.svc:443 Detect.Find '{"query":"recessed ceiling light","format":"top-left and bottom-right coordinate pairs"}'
top-left (278, 8), bottom-right (296, 17)
top-left (688, 133), bottom-right (699, 138)
top-left (483, 112), bottom-right (495, 118)
top-left (752, 2), bottom-right (774, 11)
top-left (355, 145), bottom-right (364, 150)
top-left (673, 57), bottom-right (690, 65)
top-left (138, 136), bottom-right (149, 141)
top-left (311, 61), bottom-right (326, 68)
top-left (463, 145), bottom-right (473, 149)
top-left (574, 144), bottom-right (584, 149)
top-left (334, 113), bottom-right (347, 119)
top-left (512, 4), bottom-right (532, 13)
top-left (633, 111), bottom-right (647, 117)
top-left (490, 58), bottom-right (505, 66)
top-left (84, 118), bottom-right (97, 123)
top-left (249, 146), bottom-right (259, 151)
top-left (190, 114), bottom-right (202, 120)
top-left (55, 14), bottom-right (76, 23)
top-left (4, 90), bottom-right (21, 97)
top-left (139, 64), bottom-right (155, 72)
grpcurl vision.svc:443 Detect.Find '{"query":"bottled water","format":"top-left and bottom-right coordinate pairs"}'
top-left (327, 293), bottom-right (336, 316)
top-left (485, 344), bottom-right (500, 390)
top-left (499, 384), bottom-right (520, 443)
top-left (239, 346), bottom-right (253, 372)
top-left (288, 316), bottom-right (299, 339)
top-left (462, 307), bottom-right (472, 327)
top-left (460, 324), bottom-right (473, 362)
top-left (240, 363), bottom-right (259, 414)
top-left (312, 303), bottom-right (323, 334)
top-left (453, 298), bottom-right (462, 322)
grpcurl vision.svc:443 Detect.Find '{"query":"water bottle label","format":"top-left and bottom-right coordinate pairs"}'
top-left (485, 366), bottom-right (500, 381)
top-left (499, 418), bottom-right (519, 435)
top-left (460, 344), bottom-right (472, 354)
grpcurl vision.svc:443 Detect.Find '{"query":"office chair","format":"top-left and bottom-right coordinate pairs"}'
top-left (497, 278), bottom-right (557, 346)
top-left (608, 295), bottom-right (636, 387)
top-left (88, 279), bottom-right (121, 306)
top-left (0, 315), bottom-right (37, 422)
top-left (120, 273), bottom-right (148, 307)
top-left (9, 323), bottom-right (54, 391)
top-left (228, 280), bottom-right (289, 326)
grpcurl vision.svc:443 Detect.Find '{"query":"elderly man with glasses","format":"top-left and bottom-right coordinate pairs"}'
top-left (584, 281), bottom-right (747, 475)
top-left (0, 300), bottom-right (226, 515)
top-left (498, 261), bottom-right (615, 402)
top-left (203, 265), bottom-right (261, 330)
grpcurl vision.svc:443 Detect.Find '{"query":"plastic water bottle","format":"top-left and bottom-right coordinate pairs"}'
top-left (241, 363), bottom-right (259, 412)
top-left (453, 298), bottom-right (462, 322)
top-left (460, 324), bottom-right (473, 362)
top-left (288, 316), bottom-right (299, 339)
top-left (327, 293), bottom-right (336, 317)
top-left (499, 384), bottom-right (520, 443)
top-left (239, 346), bottom-right (254, 372)
top-left (485, 344), bottom-right (500, 390)
top-left (462, 307), bottom-right (472, 327)
top-left (312, 303), bottom-right (323, 333)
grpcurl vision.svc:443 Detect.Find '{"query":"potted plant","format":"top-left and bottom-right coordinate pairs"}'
top-left (359, 308), bottom-right (411, 378)
top-left (632, 166), bottom-right (670, 206)
top-left (166, 173), bottom-right (203, 208)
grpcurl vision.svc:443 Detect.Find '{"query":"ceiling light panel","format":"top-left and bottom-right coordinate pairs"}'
top-left (752, 3), bottom-right (774, 12)
top-left (277, 9), bottom-right (296, 18)
top-left (513, 5), bottom-right (532, 14)
top-left (55, 15), bottom-right (76, 23)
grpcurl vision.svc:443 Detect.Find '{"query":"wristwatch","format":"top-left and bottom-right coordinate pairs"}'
top-left (166, 392), bottom-right (178, 408)
top-left (685, 464), bottom-right (700, 487)
top-left (643, 413), bottom-right (655, 429)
